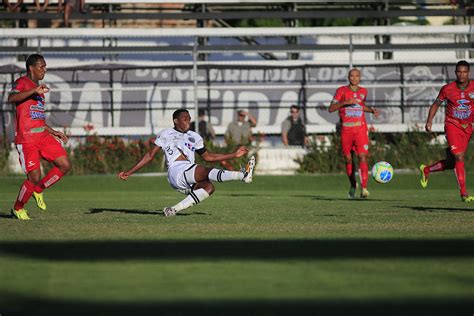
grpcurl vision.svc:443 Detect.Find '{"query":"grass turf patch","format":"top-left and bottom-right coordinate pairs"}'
top-left (0, 173), bottom-right (473, 315)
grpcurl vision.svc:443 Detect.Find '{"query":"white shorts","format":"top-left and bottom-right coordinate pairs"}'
top-left (167, 161), bottom-right (197, 194)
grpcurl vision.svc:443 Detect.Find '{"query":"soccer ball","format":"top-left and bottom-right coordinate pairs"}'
top-left (371, 161), bottom-right (393, 184)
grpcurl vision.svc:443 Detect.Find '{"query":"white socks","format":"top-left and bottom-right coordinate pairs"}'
top-left (173, 188), bottom-right (210, 212)
top-left (208, 168), bottom-right (243, 182)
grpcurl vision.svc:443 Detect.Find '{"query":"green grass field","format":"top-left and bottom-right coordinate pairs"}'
top-left (1, 173), bottom-right (473, 315)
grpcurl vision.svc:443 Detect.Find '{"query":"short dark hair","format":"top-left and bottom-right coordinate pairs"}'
top-left (456, 60), bottom-right (470, 71)
top-left (290, 105), bottom-right (300, 111)
top-left (173, 109), bottom-right (189, 120)
top-left (198, 108), bottom-right (206, 117)
top-left (25, 54), bottom-right (45, 72)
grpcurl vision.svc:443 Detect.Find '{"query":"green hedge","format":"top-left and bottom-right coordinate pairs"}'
top-left (297, 132), bottom-right (474, 173)
top-left (69, 135), bottom-right (164, 175)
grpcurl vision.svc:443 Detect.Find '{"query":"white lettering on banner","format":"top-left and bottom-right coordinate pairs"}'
top-left (248, 70), bottom-right (265, 82)
top-left (175, 69), bottom-right (190, 81)
top-left (221, 90), bottom-right (236, 124)
top-left (184, 89), bottom-right (221, 119)
top-left (112, 82), bottom-right (122, 127)
top-left (318, 68), bottom-right (332, 81)
top-left (306, 92), bottom-right (333, 124)
top-left (208, 69), bottom-right (221, 81)
top-left (148, 88), bottom-right (186, 129)
top-left (238, 91), bottom-right (271, 125)
top-left (224, 69), bottom-right (240, 82)
top-left (332, 67), bottom-right (346, 81)
top-left (73, 82), bottom-right (106, 127)
top-left (135, 69), bottom-right (150, 77)
top-left (205, 69), bottom-right (298, 83)
top-left (274, 91), bottom-right (299, 124)
top-left (44, 73), bottom-right (73, 121)
top-left (361, 67), bottom-right (376, 80)
top-left (281, 69), bottom-right (297, 81)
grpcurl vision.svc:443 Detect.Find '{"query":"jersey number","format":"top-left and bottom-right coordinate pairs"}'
top-left (166, 145), bottom-right (174, 156)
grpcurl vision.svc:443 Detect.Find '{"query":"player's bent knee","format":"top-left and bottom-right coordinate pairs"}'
top-left (196, 181), bottom-right (215, 195)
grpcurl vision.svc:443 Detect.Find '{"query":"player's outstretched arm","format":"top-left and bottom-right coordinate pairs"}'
top-left (200, 146), bottom-right (249, 162)
top-left (425, 101), bottom-right (441, 132)
top-left (8, 84), bottom-right (49, 104)
top-left (118, 145), bottom-right (161, 181)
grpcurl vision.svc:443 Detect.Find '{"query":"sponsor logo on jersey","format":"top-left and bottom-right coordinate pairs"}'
top-left (456, 99), bottom-right (470, 109)
top-left (469, 93), bottom-right (474, 99)
top-left (345, 104), bottom-right (363, 117)
top-left (188, 137), bottom-right (195, 143)
top-left (184, 142), bottom-right (196, 151)
top-left (36, 96), bottom-right (45, 108)
top-left (30, 111), bottom-right (46, 120)
top-left (453, 99), bottom-right (471, 120)
top-left (30, 106), bottom-right (45, 111)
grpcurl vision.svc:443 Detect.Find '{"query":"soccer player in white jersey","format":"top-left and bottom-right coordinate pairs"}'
top-left (118, 109), bottom-right (256, 217)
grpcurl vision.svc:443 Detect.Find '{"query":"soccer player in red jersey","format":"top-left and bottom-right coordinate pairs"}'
top-left (419, 60), bottom-right (474, 202)
top-left (329, 68), bottom-right (379, 199)
top-left (8, 54), bottom-right (71, 219)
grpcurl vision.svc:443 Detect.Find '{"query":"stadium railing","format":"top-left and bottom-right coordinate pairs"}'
top-left (0, 25), bottom-right (472, 138)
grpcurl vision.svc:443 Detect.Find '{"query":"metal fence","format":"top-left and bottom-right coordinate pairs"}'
top-left (0, 26), bottom-right (472, 139)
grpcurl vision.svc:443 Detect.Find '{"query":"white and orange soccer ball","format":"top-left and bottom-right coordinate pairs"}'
top-left (371, 161), bottom-right (393, 184)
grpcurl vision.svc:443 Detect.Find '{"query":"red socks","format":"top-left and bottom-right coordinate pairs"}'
top-left (13, 180), bottom-right (35, 210)
top-left (35, 167), bottom-right (65, 193)
top-left (359, 161), bottom-right (369, 189)
top-left (14, 168), bottom-right (65, 210)
top-left (425, 160), bottom-right (448, 177)
top-left (345, 163), bottom-right (357, 187)
top-left (455, 161), bottom-right (468, 197)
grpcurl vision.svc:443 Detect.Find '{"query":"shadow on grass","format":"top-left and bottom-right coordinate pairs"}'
top-left (1, 293), bottom-right (472, 316)
top-left (292, 195), bottom-right (391, 202)
top-left (397, 205), bottom-right (474, 213)
top-left (89, 208), bottom-right (162, 215)
top-left (0, 239), bottom-right (472, 261)
top-left (88, 208), bottom-right (208, 216)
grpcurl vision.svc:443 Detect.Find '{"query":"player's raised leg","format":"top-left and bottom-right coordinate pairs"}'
top-left (208, 155), bottom-right (255, 184)
top-left (163, 157), bottom-right (255, 217)
top-left (12, 168), bottom-right (42, 220)
top-left (419, 160), bottom-right (449, 188)
top-left (33, 141), bottom-right (72, 210)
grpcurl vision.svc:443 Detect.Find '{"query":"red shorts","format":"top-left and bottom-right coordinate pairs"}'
top-left (445, 124), bottom-right (472, 155)
top-left (341, 127), bottom-right (369, 157)
top-left (16, 133), bottom-right (67, 174)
